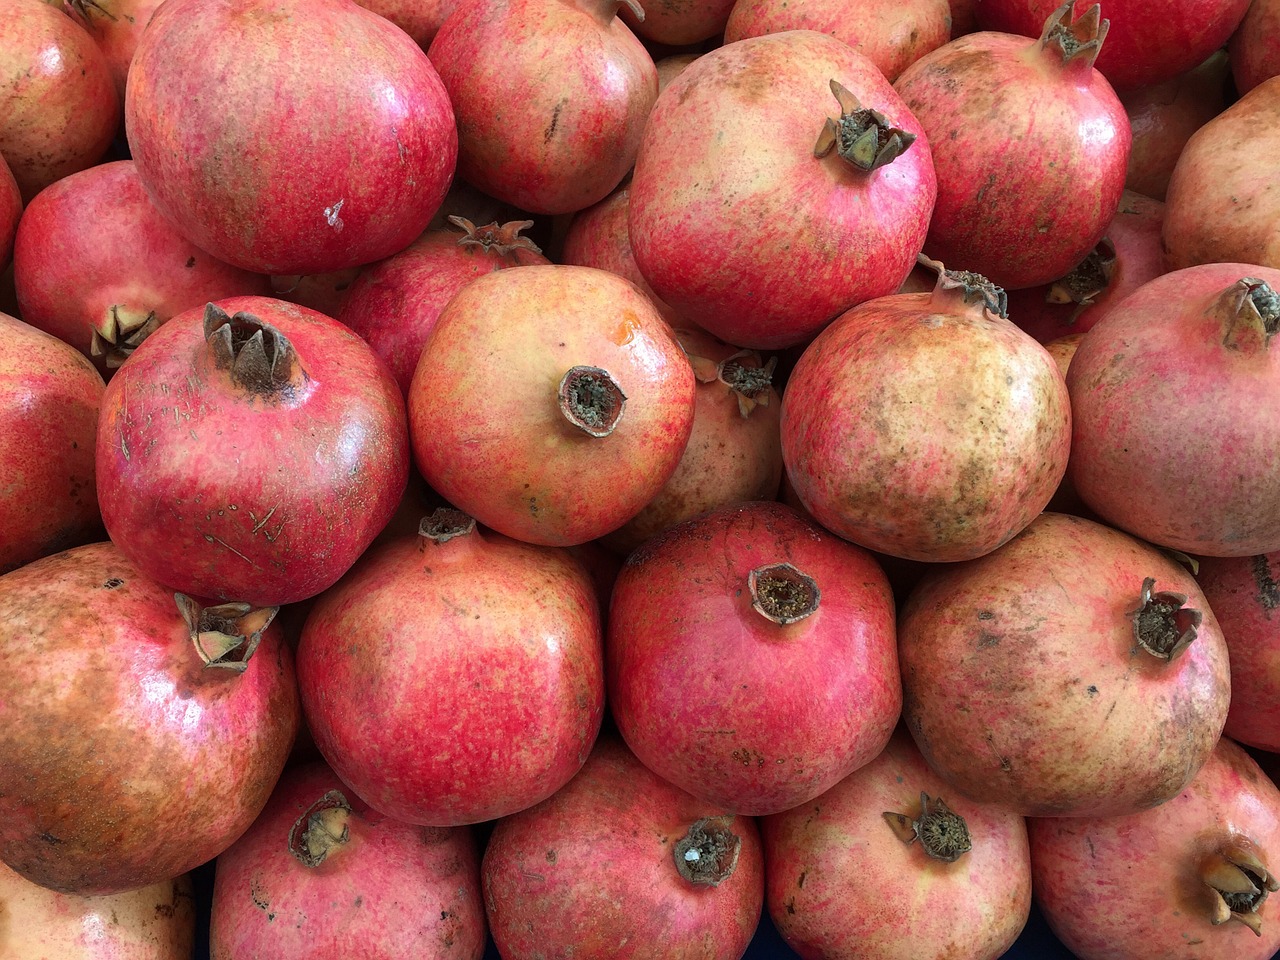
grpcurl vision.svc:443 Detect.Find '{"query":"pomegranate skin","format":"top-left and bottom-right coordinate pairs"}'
top-left (482, 735), bottom-right (764, 960)
top-left (0, 155), bottom-right (18, 267)
top-left (629, 30), bottom-right (937, 349)
top-left (297, 518), bottom-right (605, 826)
top-left (349, 0), bottom-right (456, 48)
top-left (1231, 0), bottom-right (1280, 95)
top-left (0, 541), bottom-right (300, 895)
top-left (1029, 737), bottom-right (1280, 960)
top-left (619, 0), bottom-right (736, 45)
top-left (126, 0), bottom-right (457, 275)
top-left (607, 501), bottom-right (901, 816)
top-left (210, 762), bottom-right (486, 960)
top-left (894, 11), bottom-right (1131, 289)
top-left (899, 512), bottom-right (1231, 818)
top-left (762, 728), bottom-right (1032, 960)
top-left (67, 0), bottom-right (166, 106)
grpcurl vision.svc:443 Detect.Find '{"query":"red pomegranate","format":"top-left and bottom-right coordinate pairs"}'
top-left (619, 0), bottom-right (735, 45)
top-left (0, 313), bottom-right (105, 574)
top-left (126, 0), bottom-right (457, 275)
top-left (267, 268), bottom-right (364, 321)
top-left (951, 0), bottom-right (979, 33)
top-left (96, 297), bottom-right (409, 607)
top-left (428, 0), bottom-right (657, 215)
top-left (297, 509), bottom-right (605, 826)
top-left (608, 501), bottom-right (900, 816)
top-left (1030, 737), bottom-right (1280, 959)
top-left (0, 155), bottom-right (18, 267)
top-left (1067, 264), bottom-right (1280, 556)
top-left (1231, 0), bottom-right (1280, 95)
top-left (210, 761), bottom-right (486, 959)
top-left (482, 734), bottom-right (764, 960)
top-left (629, 29), bottom-right (936, 349)
top-left (13, 160), bottom-right (271, 373)
top-left (781, 261), bottom-right (1070, 562)
top-left (899, 512), bottom-right (1231, 818)
top-left (762, 728), bottom-right (1032, 960)
top-left (0, 541), bottom-right (299, 895)
top-left (66, 0), bottom-right (165, 105)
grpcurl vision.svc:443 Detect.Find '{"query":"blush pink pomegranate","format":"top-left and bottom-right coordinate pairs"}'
top-left (894, 3), bottom-right (1131, 289)
top-left (211, 761), bottom-right (486, 959)
top-left (483, 734), bottom-right (764, 960)
top-left (126, 0), bottom-right (457, 275)
top-left (350, 0), bottom-right (457, 48)
top-left (629, 29), bottom-right (936, 348)
top-left (96, 297), bottom-right (409, 607)
top-left (762, 728), bottom-right (1032, 960)
top-left (899, 512), bottom-right (1231, 818)
top-left (1231, 0), bottom-right (1280, 95)
top-left (66, 0), bottom-right (166, 105)
top-left (0, 541), bottom-right (299, 895)
top-left (1030, 737), bottom-right (1280, 959)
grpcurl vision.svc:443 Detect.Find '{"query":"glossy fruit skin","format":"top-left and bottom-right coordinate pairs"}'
top-left (629, 30), bottom-right (936, 349)
top-left (96, 296), bottom-right (409, 607)
top-left (482, 734), bottom-right (764, 960)
top-left (126, 0), bottom-right (457, 275)
top-left (297, 523), bottom-right (605, 826)
top-left (762, 728), bottom-right (1032, 960)
top-left (1231, 0), bottom-right (1280, 95)
top-left (0, 313), bottom-right (105, 574)
top-left (0, 541), bottom-right (300, 895)
top-left (608, 501), bottom-right (900, 816)
top-left (408, 264), bottom-right (696, 547)
top-left (1029, 737), bottom-right (1280, 960)
top-left (428, 0), bottom-right (657, 215)
top-left (899, 512), bottom-right (1231, 818)
top-left (0, 155), bottom-right (19, 267)
top-left (1066, 263), bottom-right (1280, 556)
top-left (210, 761), bottom-right (486, 960)
top-left (894, 20), bottom-right (1131, 289)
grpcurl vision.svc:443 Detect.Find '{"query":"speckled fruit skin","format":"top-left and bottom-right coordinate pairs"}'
top-left (66, 0), bottom-right (166, 106)
top-left (96, 296), bottom-right (409, 607)
top-left (1195, 553), bottom-right (1280, 752)
top-left (0, 0), bottom-right (119, 203)
top-left (629, 30), bottom-right (936, 349)
top-left (0, 313), bottom-right (105, 575)
top-left (780, 274), bottom-right (1071, 563)
top-left (296, 522), bottom-right (605, 826)
top-left (1161, 77), bottom-right (1280, 272)
top-left (0, 541), bottom-right (300, 896)
top-left (1231, 0), bottom-right (1280, 95)
top-left (762, 728), bottom-right (1032, 960)
top-left (607, 501), bottom-right (900, 816)
top-left (894, 14), bottom-right (1131, 290)
top-left (1066, 263), bottom-right (1280, 556)
top-left (0, 155), bottom-right (19, 267)
top-left (1029, 737), bottom-right (1280, 960)
top-left (482, 735), bottom-right (764, 960)
top-left (210, 762), bottom-right (486, 960)
top-left (899, 512), bottom-right (1231, 818)
top-left (427, 0), bottom-right (657, 216)
top-left (0, 862), bottom-right (195, 960)
top-left (408, 264), bottom-right (696, 547)
top-left (350, 0), bottom-right (456, 48)
top-left (13, 161), bottom-right (271, 375)
top-left (126, 0), bottom-right (457, 275)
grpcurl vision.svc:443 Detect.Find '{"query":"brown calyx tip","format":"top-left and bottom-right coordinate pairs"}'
top-left (1128, 577), bottom-right (1201, 661)
top-left (674, 816), bottom-right (741, 886)
top-left (1220, 278), bottom-right (1280, 351)
top-left (1045, 238), bottom-right (1117, 318)
top-left (288, 790), bottom-right (353, 868)
top-left (1202, 841), bottom-right (1279, 936)
top-left (749, 562), bottom-right (820, 625)
top-left (91, 306), bottom-right (160, 369)
top-left (174, 593), bottom-right (279, 672)
top-left (559, 365), bottom-right (627, 437)
top-left (419, 507), bottom-right (476, 543)
top-left (1039, 1), bottom-right (1108, 68)
top-left (448, 215), bottom-right (544, 256)
top-left (919, 254), bottom-right (1008, 319)
top-left (814, 79), bottom-right (915, 172)
top-left (707, 349), bottom-right (777, 418)
top-left (204, 303), bottom-right (304, 397)
top-left (882, 792), bottom-right (972, 863)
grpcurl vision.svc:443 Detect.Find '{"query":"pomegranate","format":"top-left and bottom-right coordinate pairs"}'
top-left (0, 0), bottom-right (119, 202)
top-left (1232, 0), bottom-right (1280, 95)
top-left (428, 0), bottom-right (657, 215)
top-left (13, 160), bottom-right (271, 374)
top-left (1161, 76), bottom-right (1280, 271)
top-left (210, 761), bottom-right (486, 959)
top-left (1067, 264), bottom-right (1280, 556)
top-left (0, 313), bottom-right (105, 574)
top-left (950, 0), bottom-right (979, 33)
top-left (65, 0), bottom-right (165, 105)
top-left (762, 728), bottom-right (1032, 960)
top-left (96, 297), bottom-right (409, 607)
top-left (0, 862), bottom-right (195, 959)
top-left (407, 264), bottom-right (695, 547)
top-left (1041, 332), bottom-right (1090, 516)
top-left (1030, 736), bottom-right (1280, 958)
top-left (655, 52), bottom-right (700, 93)
top-left (899, 512), bottom-right (1231, 818)
top-left (894, 3), bottom-right (1131, 289)
top-left (482, 734), bottom-right (764, 960)
top-left (619, 0), bottom-right (735, 45)
top-left (126, 0), bottom-right (457, 275)
top-left (349, 0), bottom-right (457, 48)
top-left (0, 541), bottom-right (299, 895)
top-left (297, 509), bottom-right (605, 826)
top-left (781, 261), bottom-right (1071, 563)
top-left (268, 268), bottom-right (363, 321)
top-left (0, 154), bottom-right (18, 267)
top-left (608, 501), bottom-right (900, 815)
top-left (337, 216), bottom-right (548, 396)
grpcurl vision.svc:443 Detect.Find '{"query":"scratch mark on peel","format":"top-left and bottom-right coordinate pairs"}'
top-left (250, 505), bottom-right (278, 534)
top-left (204, 534), bottom-right (255, 565)
top-left (324, 199), bottom-right (345, 232)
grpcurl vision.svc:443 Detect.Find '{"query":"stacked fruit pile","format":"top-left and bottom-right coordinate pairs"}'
top-left (1, 0), bottom-right (1279, 957)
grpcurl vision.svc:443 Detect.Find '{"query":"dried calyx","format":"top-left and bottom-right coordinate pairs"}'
top-left (688, 348), bottom-right (778, 418)
top-left (1039, 1), bottom-right (1109, 68)
top-left (174, 593), bottom-right (279, 672)
top-left (674, 816), bottom-right (741, 886)
top-left (814, 79), bottom-right (916, 172)
top-left (883, 792), bottom-right (972, 863)
top-left (448, 215), bottom-right (543, 257)
top-left (749, 562), bottom-right (820, 625)
top-left (204, 302), bottom-right (305, 398)
top-left (288, 790), bottom-right (353, 867)
top-left (1201, 840), bottom-right (1279, 936)
top-left (91, 306), bottom-right (160, 369)
top-left (559, 365), bottom-right (627, 437)
top-left (1045, 238), bottom-right (1116, 320)
top-left (1128, 577), bottom-right (1201, 661)
top-left (419, 507), bottom-right (476, 543)
top-left (1220, 278), bottom-right (1280, 350)
top-left (919, 254), bottom-right (1008, 319)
